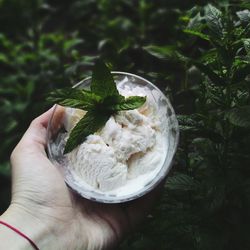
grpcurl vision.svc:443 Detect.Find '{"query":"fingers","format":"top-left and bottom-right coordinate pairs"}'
top-left (121, 179), bottom-right (165, 231)
top-left (22, 106), bottom-right (56, 147)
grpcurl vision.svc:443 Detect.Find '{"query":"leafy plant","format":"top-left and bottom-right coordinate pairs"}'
top-left (120, 2), bottom-right (250, 250)
top-left (1, 1), bottom-right (250, 249)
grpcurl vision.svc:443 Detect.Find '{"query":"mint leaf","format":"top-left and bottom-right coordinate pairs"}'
top-left (183, 29), bottom-right (210, 41)
top-left (47, 88), bottom-right (101, 110)
top-left (90, 60), bottom-right (119, 98)
top-left (237, 10), bottom-right (250, 23)
top-left (63, 95), bottom-right (146, 154)
top-left (227, 106), bottom-right (250, 128)
top-left (232, 63), bottom-right (250, 84)
top-left (100, 94), bottom-right (125, 109)
top-left (205, 4), bottom-right (223, 40)
top-left (192, 61), bottom-right (226, 86)
top-left (243, 39), bottom-right (250, 55)
top-left (143, 45), bottom-right (177, 60)
top-left (64, 111), bottom-right (110, 154)
top-left (47, 60), bottom-right (147, 154)
top-left (111, 96), bottom-right (146, 111)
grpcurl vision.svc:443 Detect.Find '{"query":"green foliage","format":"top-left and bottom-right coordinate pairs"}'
top-left (47, 88), bottom-right (102, 110)
top-left (0, 31), bottom-right (82, 170)
top-left (111, 96), bottom-right (146, 111)
top-left (91, 60), bottom-right (119, 98)
top-left (227, 106), bottom-right (250, 128)
top-left (166, 173), bottom-right (199, 191)
top-left (183, 29), bottom-right (210, 41)
top-left (143, 45), bottom-right (179, 60)
top-left (1, 0), bottom-right (250, 249)
top-left (121, 2), bottom-right (250, 250)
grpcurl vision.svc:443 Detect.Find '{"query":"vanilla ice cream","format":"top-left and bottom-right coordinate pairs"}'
top-left (48, 74), bottom-right (177, 202)
top-left (59, 79), bottom-right (167, 194)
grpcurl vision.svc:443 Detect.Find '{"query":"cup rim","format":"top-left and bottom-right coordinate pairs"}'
top-left (47, 72), bottom-right (179, 203)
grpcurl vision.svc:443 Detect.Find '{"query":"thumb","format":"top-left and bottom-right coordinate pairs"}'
top-left (11, 106), bottom-right (56, 160)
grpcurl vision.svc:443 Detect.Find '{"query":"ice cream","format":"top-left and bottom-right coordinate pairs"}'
top-left (60, 80), bottom-right (168, 195)
top-left (49, 74), bottom-right (173, 201)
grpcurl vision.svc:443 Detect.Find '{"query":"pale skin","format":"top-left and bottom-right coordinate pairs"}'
top-left (0, 107), bottom-right (162, 250)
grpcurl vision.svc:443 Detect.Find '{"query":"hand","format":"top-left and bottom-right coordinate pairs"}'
top-left (0, 107), bottom-right (162, 250)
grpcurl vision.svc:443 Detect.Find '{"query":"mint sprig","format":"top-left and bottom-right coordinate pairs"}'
top-left (63, 111), bottom-right (110, 153)
top-left (47, 88), bottom-right (102, 111)
top-left (47, 60), bottom-right (146, 154)
top-left (91, 60), bottom-right (119, 98)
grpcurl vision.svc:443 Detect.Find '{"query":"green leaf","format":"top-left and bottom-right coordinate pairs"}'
top-left (111, 96), bottom-right (146, 111)
top-left (0, 53), bottom-right (8, 63)
top-left (210, 38), bottom-right (232, 66)
top-left (200, 49), bottom-right (217, 64)
top-left (232, 63), bottom-right (250, 84)
top-left (63, 38), bottom-right (84, 52)
top-left (177, 115), bottom-right (199, 129)
top-left (243, 39), bottom-right (250, 54)
top-left (183, 29), bottom-right (210, 41)
top-left (178, 115), bottom-right (224, 143)
top-left (90, 60), bottom-right (119, 98)
top-left (166, 173), bottom-right (198, 191)
top-left (0, 162), bottom-right (10, 176)
top-left (186, 12), bottom-right (204, 31)
top-left (48, 60), bottom-right (147, 153)
top-left (101, 94), bottom-right (125, 107)
top-left (240, 2), bottom-right (250, 9)
top-left (143, 45), bottom-right (177, 60)
top-left (47, 88), bottom-right (102, 110)
top-left (207, 186), bottom-right (225, 212)
top-left (192, 61), bottom-right (226, 86)
top-left (205, 4), bottom-right (223, 39)
top-left (227, 106), bottom-right (250, 128)
top-left (64, 111), bottom-right (110, 154)
top-left (237, 10), bottom-right (250, 23)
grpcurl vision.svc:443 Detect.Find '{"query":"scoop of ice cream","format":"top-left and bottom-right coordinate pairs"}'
top-left (100, 110), bottom-right (156, 162)
top-left (67, 135), bottom-right (127, 191)
top-left (63, 84), bottom-right (166, 192)
top-left (127, 133), bottom-right (165, 178)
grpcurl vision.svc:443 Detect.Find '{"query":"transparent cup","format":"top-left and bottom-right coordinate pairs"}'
top-left (46, 72), bottom-right (179, 203)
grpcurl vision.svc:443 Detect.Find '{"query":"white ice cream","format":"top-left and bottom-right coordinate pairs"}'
top-left (60, 79), bottom-right (168, 196)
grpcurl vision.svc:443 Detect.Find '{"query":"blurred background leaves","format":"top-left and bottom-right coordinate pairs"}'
top-left (1, 0), bottom-right (250, 249)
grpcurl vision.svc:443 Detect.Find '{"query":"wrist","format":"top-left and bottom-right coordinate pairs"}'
top-left (0, 204), bottom-right (52, 249)
top-left (0, 203), bottom-right (86, 250)
top-left (0, 214), bottom-right (34, 250)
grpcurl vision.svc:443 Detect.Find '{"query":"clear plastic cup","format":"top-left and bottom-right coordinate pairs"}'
top-left (46, 72), bottom-right (179, 203)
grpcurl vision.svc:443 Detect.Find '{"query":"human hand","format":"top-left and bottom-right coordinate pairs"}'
top-left (0, 107), bottom-right (162, 250)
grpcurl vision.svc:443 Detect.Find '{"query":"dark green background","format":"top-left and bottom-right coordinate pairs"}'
top-left (1, 1), bottom-right (250, 249)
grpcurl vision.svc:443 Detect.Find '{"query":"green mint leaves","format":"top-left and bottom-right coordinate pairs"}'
top-left (47, 88), bottom-right (102, 111)
top-left (91, 60), bottom-right (119, 98)
top-left (47, 60), bottom-right (146, 154)
top-left (63, 110), bottom-right (110, 153)
top-left (110, 96), bottom-right (147, 111)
